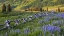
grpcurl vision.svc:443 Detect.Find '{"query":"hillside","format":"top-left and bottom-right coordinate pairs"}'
top-left (0, 0), bottom-right (64, 36)
top-left (0, 0), bottom-right (64, 11)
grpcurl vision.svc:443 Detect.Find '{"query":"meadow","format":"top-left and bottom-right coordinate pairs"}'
top-left (0, 11), bottom-right (64, 36)
top-left (43, 5), bottom-right (64, 12)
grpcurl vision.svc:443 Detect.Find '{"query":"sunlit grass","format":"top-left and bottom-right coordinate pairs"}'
top-left (43, 5), bottom-right (64, 11)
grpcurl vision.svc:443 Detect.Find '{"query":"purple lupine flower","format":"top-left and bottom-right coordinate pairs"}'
top-left (43, 17), bottom-right (50, 22)
top-left (23, 28), bottom-right (30, 34)
top-left (38, 20), bottom-right (43, 24)
top-left (10, 29), bottom-right (21, 34)
top-left (14, 29), bottom-right (21, 34)
top-left (55, 13), bottom-right (64, 18)
top-left (54, 26), bottom-right (60, 32)
top-left (43, 25), bottom-right (61, 34)
top-left (52, 20), bottom-right (63, 26)
top-left (43, 25), bottom-right (47, 32)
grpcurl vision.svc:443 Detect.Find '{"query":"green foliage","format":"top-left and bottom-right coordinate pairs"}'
top-left (0, 12), bottom-right (64, 36)
top-left (27, 30), bottom-right (43, 36)
top-left (9, 32), bottom-right (19, 36)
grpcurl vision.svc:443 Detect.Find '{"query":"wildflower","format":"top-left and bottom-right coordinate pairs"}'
top-left (43, 25), bottom-right (61, 34)
top-left (23, 28), bottom-right (30, 34)
top-left (38, 20), bottom-right (43, 24)
top-left (55, 13), bottom-right (64, 18)
top-left (43, 17), bottom-right (50, 22)
top-left (14, 29), bottom-right (21, 34)
top-left (52, 20), bottom-right (63, 26)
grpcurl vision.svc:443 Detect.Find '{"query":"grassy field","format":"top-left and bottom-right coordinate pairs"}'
top-left (0, 11), bottom-right (64, 36)
top-left (43, 5), bottom-right (64, 12)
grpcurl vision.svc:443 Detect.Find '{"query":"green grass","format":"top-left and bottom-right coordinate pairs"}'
top-left (0, 11), bottom-right (64, 36)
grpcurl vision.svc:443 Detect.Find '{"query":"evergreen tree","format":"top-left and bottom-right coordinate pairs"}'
top-left (7, 4), bottom-right (12, 12)
top-left (2, 4), bottom-right (6, 13)
top-left (40, 7), bottom-right (42, 12)
top-left (58, 7), bottom-right (60, 12)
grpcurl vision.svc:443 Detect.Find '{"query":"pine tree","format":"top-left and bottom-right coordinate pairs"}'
top-left (58, 7), bottom-right (60, 12)
top-left (7, 4), bottom-right (12, 12)
top-left (40, 7), bottom-right (42, 12)
top-left (2, 4), bottom-right (6, 13)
